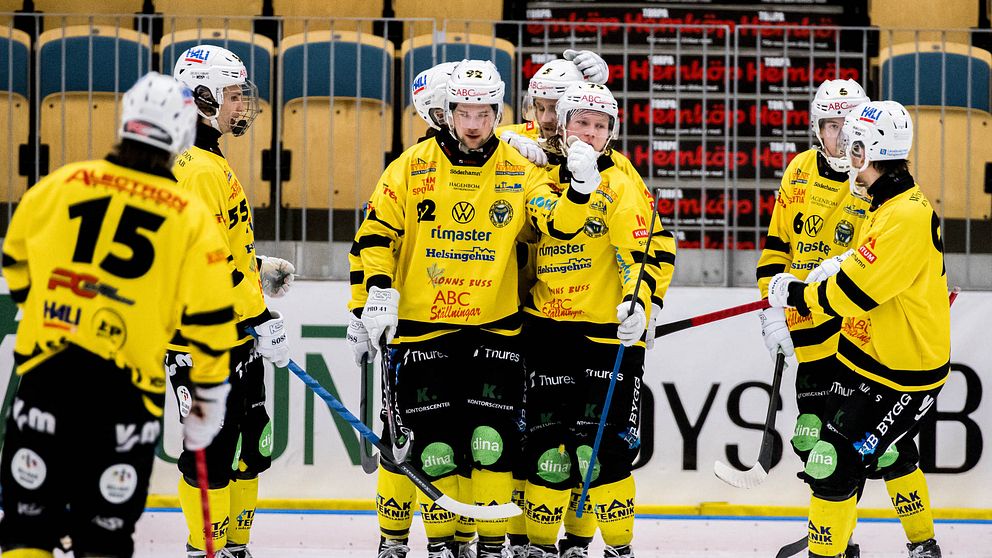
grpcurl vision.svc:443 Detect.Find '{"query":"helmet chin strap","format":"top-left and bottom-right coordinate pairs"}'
top-left (848, 158), bottom-right (871, 201)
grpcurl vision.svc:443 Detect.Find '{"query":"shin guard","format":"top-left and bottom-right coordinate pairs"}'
top-left (885, 468), bottom-right (935, 543)
top-left (807, 494), bottom-right (857, 557)
top-left (506, 477), bottom-right (527, 542)
top-left (419, 475), bottom-right (460, 541)
top-left (227, 476), bottom-right (259, 546)
top-left (472, 469), bottom-right (513, 548)
top-left (377, 465), bottom-right (418, 541)
top-left (524, 482), bottom-right (569, 546)
top-left (179, 476), bottom-right (230, 550)
top-left (589, 476), bottom-right (635, 548)
top-left (455, 474), bottom-right (477, 543)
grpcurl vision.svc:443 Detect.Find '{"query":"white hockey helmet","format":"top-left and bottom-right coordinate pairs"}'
top-left (838, 100), bottom-right (914, 199)
top-left (811, 79), bottom-right (870, 172)
top-left (444, 59), bottom-right (505, 140)
top-left (173, 44), bottom-right (259, 136)
top-left (528, 58), bottom-right (585, 100)
top-left (118, 72), bottom-right (197, 157)
top-left (555, 82), bottom-right (619, 152)
top-left (412, 61), bottom-right (458, 130)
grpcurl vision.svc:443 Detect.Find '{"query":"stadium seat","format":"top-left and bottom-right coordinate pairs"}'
top-left (160, 28), bottom-right (274, 207)
top-left (908, 107), bottom-right (992, 220)
top-left (878, 42), bottom-right (992, 112)
top-left (273, 0), bottom-right (383, 37)
top-left (38, 25), bottom-right (151, 171)
top-left (0, 25), bottom-right (30, 202)
top-left (28, 0), bottom-right (146, 33)
top-left (399, 33), bottom-right (514, 146)
top-left (393, 0), bottom-right (502, 37)
top-left (280, 30), bottom-right (393, 209)
top-left (153, 1), bottom-right (263, 32)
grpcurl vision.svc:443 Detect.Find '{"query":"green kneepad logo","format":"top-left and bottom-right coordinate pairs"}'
top-left (421, 442), bottom-right (457, 476)
top-left (792, 413), bottom-right (822, 452)
top-left (471, 426), bottom-right (504, 466)
top-left (805, 441), bottom-right (838, 480)
top-left (537, 447), bottom-right (571, 483)
top-left (576, 445), bottom-right (601, 482)
top-left (876, 444), bottom-right (899, 469)
top-left (259, 421), bottom-right (273, 457)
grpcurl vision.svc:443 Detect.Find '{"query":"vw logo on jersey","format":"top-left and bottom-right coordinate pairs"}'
top-left (452, 201), bottom-right (476, 224)
top-left (804, 215), bottom-right (824, 236)
top-left (489, 200), bottom-right (513, 228)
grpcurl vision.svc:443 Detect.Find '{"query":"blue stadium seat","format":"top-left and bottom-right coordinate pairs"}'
top-left (879, 42), bottom-right (991, 112)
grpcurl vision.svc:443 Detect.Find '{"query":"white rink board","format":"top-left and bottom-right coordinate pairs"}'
top-left (0, 281), bottom-right (988, 509)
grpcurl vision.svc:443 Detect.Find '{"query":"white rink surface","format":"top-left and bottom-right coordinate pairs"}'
top-left (129, 509), bottom-right (992, 557)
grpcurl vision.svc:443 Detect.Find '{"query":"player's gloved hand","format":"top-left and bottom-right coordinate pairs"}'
top-left (362, 286), bottom-right (400, 346)
top-left (759, 307), bottom-right (794, 361)
top-left (767, 272), bottom-right (801, 308)
top-left (259, 255), bottom-right (296, 298)
top-left (806, 249), bottom-right (854, 284)
top-left (645, 303), bottom-right (662, 350)
top-left (254, 310), bottom-right (290, 367)
top-left (563, 49), bottom-right (609, 84)
top-left (616, 301), bottom-right (647, 347)
top-left (347, 313), bottom-right (376, 366)
top-left (566, 139), bottom-right (602, 195)
top-left (184, 383), bottom-right (230, 451)
top-left (502, 130), bottom-right (548, 166)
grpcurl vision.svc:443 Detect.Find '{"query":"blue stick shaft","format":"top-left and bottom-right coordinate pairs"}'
top-left (286, 359), bottom-right (382, 446)
top-left (575, 343), bottom-right (625, 517)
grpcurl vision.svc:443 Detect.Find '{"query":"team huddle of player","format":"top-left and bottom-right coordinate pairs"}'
top-left (0, 40), bottom-right (950, 558)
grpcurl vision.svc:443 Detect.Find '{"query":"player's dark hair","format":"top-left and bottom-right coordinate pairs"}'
top-left (872, 159), bottom-right (910, 175)
top-left (111, 139), bottom-right (174, 176)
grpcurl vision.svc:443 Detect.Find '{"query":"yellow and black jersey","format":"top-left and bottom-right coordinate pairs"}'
top-left (496, 121), bottom-right (540, 142)
top-left (790, 173), bottom-right (950, 391)
top-left (348, 127), bottom-right (591, 343)
top-left (1, 157), bottom-right (238, 410)
top-left (525, 154), bottom-right (676, 345)
top-left (757, 149), bottom-right (870, 363)
top-left (172, 135), bottom-right (266, 342)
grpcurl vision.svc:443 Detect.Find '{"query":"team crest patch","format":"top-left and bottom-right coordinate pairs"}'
top-left (489, 200), bottom-right (513, 227)
top-left (583, 216), bottom-right (608, 238)
top-left (834, 220), bottom-right (854, 247)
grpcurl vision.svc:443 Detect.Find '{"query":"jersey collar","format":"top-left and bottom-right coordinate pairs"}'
top-left (194, 122), bottom-right (224, 157)
top-left (867, 171), bottom-right (915, 211)
top-left (815, 151), bottom-right (849, 182)
top-left (436, 127), bottom-right (499, 167)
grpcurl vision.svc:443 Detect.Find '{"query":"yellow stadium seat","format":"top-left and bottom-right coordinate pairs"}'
top-left (273, 0), bottom-right (383, 37)
top-left (37, 25), bottom-right (151, 171)
top-left (160, 28), bottom-right (274, 207)
top-left (393, 0), bottom-right (501, 36)
top-left (28, 0), bottom-right (147, 33)
top-left (399, 33), bottom-right (514, 147)
top-left (0, 25), bottom-right (30, 202)
top-left (153, 1), bottom-right (263, 32)
top-left (280, 30), bottom-right (394, 210)
top-left (908, 107), bottom-right (992, 221)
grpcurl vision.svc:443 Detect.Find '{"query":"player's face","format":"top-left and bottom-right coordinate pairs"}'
top-left (452, 104), bottom-right (496, 149)
top-left (819, 117), bottom-right (844, 157)
top-left (533, 98), bottom-right (558, 139)
top-left (217, 84), bottom-right (246, 135)
top-left (565, 110), bottom-right (611, 152)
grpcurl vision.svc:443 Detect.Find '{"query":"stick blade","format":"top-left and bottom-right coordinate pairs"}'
top-left (713, 460), bottom-right (769, 489)
top-left (775, 535), bottom-right (808, 558)
top-left (434, 496), bottom-right (522, 520)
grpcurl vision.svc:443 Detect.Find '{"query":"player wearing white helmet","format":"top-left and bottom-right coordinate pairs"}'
top-left (519, 82), bottom-right (676, 558)
top-left (349, 59), bottom-right (595, 558)
top-left (0, 72), bottom-right (239, 557)
top-left (757, 84), bottom-right (941, 558)
top-left (767, 100), bottom-right (947, 558)
top-left (413, 61), bottom-right (459, 134)
top-left (169, 45), bottom-right (294, 558)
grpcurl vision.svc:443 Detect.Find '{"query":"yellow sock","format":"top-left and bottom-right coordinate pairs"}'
top-left (227, 476), bottom-right (259, 546)
top-left (472, 469), bottom-right (513, 547)
top-left (455, 474), bottom-right (476, 543)
top-left (178, 476), bottom-right (230, 550)
top-left (808, 494), bottom-right (857, 557)
top-left (564, 487), bottom-right (597, 540)
top-left (377, 465), bottom-right (418, 541)
top-left (524, 481), bottom-right (570, 546)
top-left (506, 477), bottom-right (527, 542)
top-left (589, 476), bottom-right (635, 547)
top-left (3, 550), bottom-right (54, 558)
top-left (419, 475), bottom-right (460, 541)
top-left (885, 468), bottom-right (935, 543)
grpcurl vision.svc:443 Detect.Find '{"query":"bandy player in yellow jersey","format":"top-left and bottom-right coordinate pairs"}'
top-left (757, 81), bottom-right (939, 557)
top-left (520, 83), bottom-right (676, 558)
top-left (169, 45), bottom-right (296, 558)
top-left (0, 73), bottom-right (239, 557)
top-left (767, 100), bottom-right (948, 558)
top-left (350, 59), bottom-right (595, 558)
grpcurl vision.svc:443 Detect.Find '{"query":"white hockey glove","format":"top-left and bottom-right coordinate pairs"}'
top-left (502, 130), bottom-right (548, 166)
top-left (616, 301), bottom-right (647, 347)
top-left (347, 313), bottom-right (376, 366)
top-left (563, 49), bottom-right (609, 84)
top-left (254, 310), bottom-right (290, 367)
top-left (806, 249), bottom-right (854, 284)
top-left (767, 272), bottom-right (801, 308)
top-left (566, 139), bottom-right (602, 195)
top-left (183, 383), bottom-right (230, 451)
top-left (645, 303), bottom-right (662, 350)
top-left (259, 255), bottom-right (296, 298)
top-left (759, 307), bottom-right (795, 361)
top-left (362, 286), bottom-right (400, 346)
